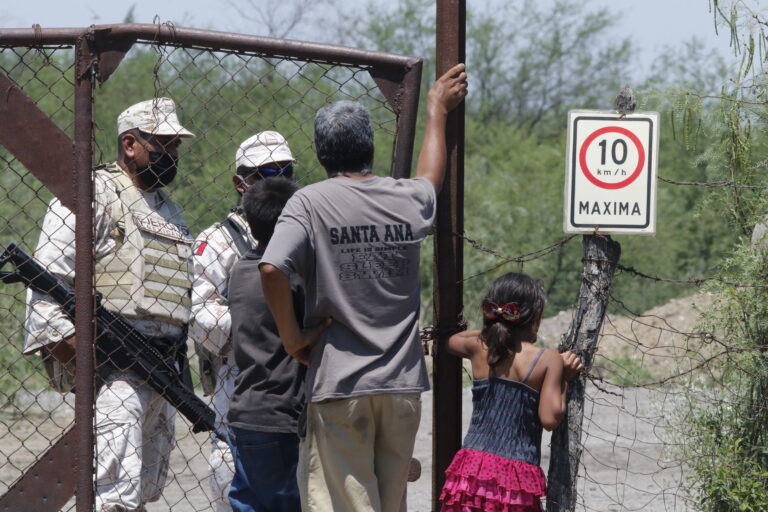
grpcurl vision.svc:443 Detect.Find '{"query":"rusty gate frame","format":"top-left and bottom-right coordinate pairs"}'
top-left (432, 2), bottom-right (465, 510)
top-left (0, 23), bottom-right (422, 511)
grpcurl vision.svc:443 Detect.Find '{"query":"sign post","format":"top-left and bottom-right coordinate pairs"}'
top-left (564, 111), bottom-right (659, 234)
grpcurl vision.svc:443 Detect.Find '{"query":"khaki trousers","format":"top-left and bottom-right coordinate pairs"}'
top-left (94, 371), bottom-right (175, 511)
top-left (299, 393), bottom-right (421, 512)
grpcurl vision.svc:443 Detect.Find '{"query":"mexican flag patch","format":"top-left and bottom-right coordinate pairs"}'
top-left (193, 240), bottom-right (208, 256)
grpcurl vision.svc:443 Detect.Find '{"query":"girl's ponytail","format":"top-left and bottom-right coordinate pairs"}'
top-left (484, 321), bottom-right (516, 368)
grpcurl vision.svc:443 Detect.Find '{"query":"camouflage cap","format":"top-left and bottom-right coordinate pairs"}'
top-left (117, 97), bottom-right (195, 138)
top-left (235, 131), bottom-right (296, 169)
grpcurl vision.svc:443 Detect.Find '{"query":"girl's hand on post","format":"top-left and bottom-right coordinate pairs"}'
top-left (561, 351), bottom-right (584, 381)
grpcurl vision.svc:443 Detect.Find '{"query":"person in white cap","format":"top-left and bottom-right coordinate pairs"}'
top-left (188, 130), bottom-right (295, 512)
top-left (23, 97), bottom-right (195, 511)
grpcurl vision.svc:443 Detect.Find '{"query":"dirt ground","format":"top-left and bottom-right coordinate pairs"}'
top-left (1, 294), bottom-right (708, 511)
top-left (538, 293), bottom-right (715, 378)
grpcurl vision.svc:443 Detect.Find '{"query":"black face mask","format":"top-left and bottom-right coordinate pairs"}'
top-left (136, 151), bottom-right (178, 188)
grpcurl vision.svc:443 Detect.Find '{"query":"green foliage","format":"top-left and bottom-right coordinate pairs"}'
top-left (466, 0), bottom-right (632, 131)
top-left (123, 4), bottom-right (137, 24)
top-left (684, 240), bottom-right (768, 510)
top-left (0, 14), bottom-right (763, 504)
top-left (0, 41), bottom-right (399, 402)
top-left (0, 48), bottom-right (71, 396)
top-left (690, 434), bottom-right (768, 512)
top-left (667, 4), bottom-right (768, 507)
top-left (343, 0), bottom-right (740, 320)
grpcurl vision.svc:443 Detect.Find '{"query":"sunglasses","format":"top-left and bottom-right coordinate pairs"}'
top-left (239, 165), bottom-right (294, 180)
top-left (481, 299), bottom-right (521, 322)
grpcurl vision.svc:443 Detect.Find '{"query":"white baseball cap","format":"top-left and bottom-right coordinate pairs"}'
top-left (117, 97), bottom-right (195, 138)
top-left (235, 131), bottom-right (296, 169)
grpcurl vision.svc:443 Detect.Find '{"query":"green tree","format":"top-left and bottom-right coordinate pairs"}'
top-left (671, 1), bottom-right (768, 509)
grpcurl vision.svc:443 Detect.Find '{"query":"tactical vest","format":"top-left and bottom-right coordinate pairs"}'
top-left (197, 209), bottom-right (256, 397)
top-left (221, 208), bottom-right (256, 260)
top-left (94, 164), bottom-right (193, 326)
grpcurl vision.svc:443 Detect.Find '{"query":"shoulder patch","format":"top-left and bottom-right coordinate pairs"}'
top-left (193, 240), bottom-right (208, 256)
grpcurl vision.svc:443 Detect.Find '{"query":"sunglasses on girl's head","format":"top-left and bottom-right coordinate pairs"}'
top-left (481, 299), bottom-right (521, 322)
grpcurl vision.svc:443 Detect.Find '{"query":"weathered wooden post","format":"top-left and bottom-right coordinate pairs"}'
top-left (545, 234), bottom-right (620, 511)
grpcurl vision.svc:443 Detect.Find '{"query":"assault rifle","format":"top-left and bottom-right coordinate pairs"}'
top-left (0, 243), bottom-right (218, 436)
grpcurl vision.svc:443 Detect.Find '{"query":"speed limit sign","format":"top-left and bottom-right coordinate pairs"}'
top-left (564, 110), bottom-right (659, 234)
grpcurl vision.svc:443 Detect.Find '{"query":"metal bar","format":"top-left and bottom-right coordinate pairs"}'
top-left (0, 27), bottom-right (81, 45)
top-left (370, 60), bottom-right (422, 178)
top-left (0, 72), bottom-right (76, 211)
top-left (393, 61), bottom-right (422, 178)
top-left (432, 1), bottom-right (465, 510)
top-left (90, 29), bottom-right (136, 84)
top-left (0, 24), bottom-right (420, 71)
top-left (0, 427), bottom-right (77, 511)
top-left (73, 33), bottom-right (95, 511)
top-left (0, 21), bottom-right (426, 509)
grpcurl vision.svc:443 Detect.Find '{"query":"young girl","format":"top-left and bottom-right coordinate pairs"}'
top-left (440, 272), bottom-right (583, 512)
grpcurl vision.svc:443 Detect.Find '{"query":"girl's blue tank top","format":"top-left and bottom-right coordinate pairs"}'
top-left (462, 348), bottom-right (545, 466)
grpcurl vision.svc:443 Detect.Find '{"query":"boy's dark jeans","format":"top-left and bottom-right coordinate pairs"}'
top-left (228, 426), bottom-right (301, 512)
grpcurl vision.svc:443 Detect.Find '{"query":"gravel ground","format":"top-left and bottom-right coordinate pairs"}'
top-left (1, 383), bottom-right (692, 512)
top-left (2, 295), bottom-right (708, 511)
top-left (408, 383), bottom-right (692, 512)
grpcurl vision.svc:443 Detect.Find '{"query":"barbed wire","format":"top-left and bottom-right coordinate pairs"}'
top-left (658, 175), bottom-right (768, 189)
top-left (458, 233), bottom-right (578, 283)
top-left (453, 232), bottom-right (767, 290)
top-left (614, 261), bottom-right (768, 288)
top-left (4, 27), bottom-right (768, 511)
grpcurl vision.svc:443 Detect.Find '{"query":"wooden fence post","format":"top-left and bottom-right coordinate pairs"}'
top-left (546, 234), bottom-right (621, 511)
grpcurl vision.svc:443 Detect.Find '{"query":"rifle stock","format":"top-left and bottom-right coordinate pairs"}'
top-left (1, 243), bottom-right (217, 435)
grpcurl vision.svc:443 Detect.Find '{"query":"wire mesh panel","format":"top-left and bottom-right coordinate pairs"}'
top-left (0, 24), bottom-right (420, 512)
top-left (91, 41), bottom-right (401, 512)
top-left (0, 44), bottom-right (77, 511)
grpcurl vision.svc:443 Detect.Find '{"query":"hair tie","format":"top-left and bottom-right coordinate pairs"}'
top-left (482, 299), bottom-right (521, 322)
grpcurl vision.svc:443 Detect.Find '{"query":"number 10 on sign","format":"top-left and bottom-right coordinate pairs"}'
top-left (563, 110), bottom-right (659, 234)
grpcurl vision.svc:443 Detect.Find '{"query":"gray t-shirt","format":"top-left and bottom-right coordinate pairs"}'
top-left (261, 175), bottom-right (435, 402)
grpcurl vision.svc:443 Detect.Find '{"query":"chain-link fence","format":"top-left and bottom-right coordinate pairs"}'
top-left (0, 23), bottom-right (421, 511)
top-left (4, 19), bottom-right (760, 512)
top-left (449, 223), bottom-right (766, 511)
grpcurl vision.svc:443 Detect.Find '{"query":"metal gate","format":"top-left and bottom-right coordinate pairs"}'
top-left (0, 23), bottom-right (422, 511)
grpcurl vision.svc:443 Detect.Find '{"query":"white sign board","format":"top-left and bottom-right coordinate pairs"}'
top-left (564, 110), bottom-right (659, 234)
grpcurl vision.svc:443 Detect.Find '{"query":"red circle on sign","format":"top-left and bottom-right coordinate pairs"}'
top-left (578, 126), bottom-right (645, 190)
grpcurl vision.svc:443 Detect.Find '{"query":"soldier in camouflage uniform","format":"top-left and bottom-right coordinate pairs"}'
top-left (24, 98), bottom-right (196, 511)
top-left (189, 131), bottom-right (296, 512)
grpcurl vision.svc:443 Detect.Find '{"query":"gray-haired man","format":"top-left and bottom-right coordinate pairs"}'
top-left (260, 64), bottom-right (468, 512)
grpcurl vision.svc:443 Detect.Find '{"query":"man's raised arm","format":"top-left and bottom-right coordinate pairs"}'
top-left (415, 63), bottom-right (469, 193)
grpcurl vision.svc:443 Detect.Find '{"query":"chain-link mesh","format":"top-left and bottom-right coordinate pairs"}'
top-left (0, 45), bottom-right (76, 509)
top-left (0, 30), bottom-right (411, 511)
top-left (4, 24), bottom-right (747, 512)
top-left (447, 225), bottom-right (764, 511)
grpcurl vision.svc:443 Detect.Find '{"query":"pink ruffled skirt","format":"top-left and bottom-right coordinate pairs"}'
top-left (440, 449), bottom-right (546, 512)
